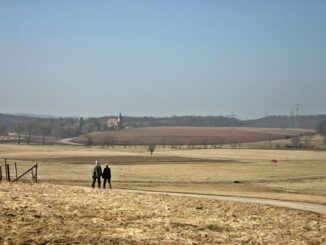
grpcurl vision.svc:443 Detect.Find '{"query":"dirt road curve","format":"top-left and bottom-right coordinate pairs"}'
top-left (58, 137), bottom-right (83, 146)
top-left (115, 189), bottom-right (326, 215)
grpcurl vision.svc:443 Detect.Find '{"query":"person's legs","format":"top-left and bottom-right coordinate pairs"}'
top-left (103, 178), bottom-right (107, 189)
top-left (109, 178), bottom-right (112, 189)
top-left (97, 177), bottom-right (101, 188)
top-left (92, 177), bottom-right (96, 188)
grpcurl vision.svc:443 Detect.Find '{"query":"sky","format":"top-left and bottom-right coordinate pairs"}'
top-left (0, 0), bottom-right (325, 119)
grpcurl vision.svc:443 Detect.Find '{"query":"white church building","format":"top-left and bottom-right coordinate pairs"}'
top-left (107, 113), bottom-right (123, 130)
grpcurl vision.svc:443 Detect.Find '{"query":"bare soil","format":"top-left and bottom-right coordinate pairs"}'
top-left (74, 127), bottom-right (311, 145)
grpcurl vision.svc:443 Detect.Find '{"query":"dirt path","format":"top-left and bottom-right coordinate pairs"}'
top-left (115, 189), bottom-right (326, 215)
top-left (58, 137), bottom-right (83, 146)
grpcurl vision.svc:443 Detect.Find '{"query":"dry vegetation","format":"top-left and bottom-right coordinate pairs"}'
top-left (1, 144), bottom-right (325, 204)
top-left (1, 144), bottom-right (326, 244)
top-left (0, 183), bottom-right (325, 244)
top-left (75, 127), bottom-right (312, 145)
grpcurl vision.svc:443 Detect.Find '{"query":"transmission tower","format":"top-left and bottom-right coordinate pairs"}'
top-left (295, 103), bottom-right (302, 135)
top-left (227, 112), bottom-right (238, 147)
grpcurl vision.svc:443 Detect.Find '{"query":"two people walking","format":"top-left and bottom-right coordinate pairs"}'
top-left (92, 161), bottom-right (112, 189)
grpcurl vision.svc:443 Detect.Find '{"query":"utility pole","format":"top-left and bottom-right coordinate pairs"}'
top-left (295, 103), bottom-right (302, 136)
top-left (227, 112), bottom-right (239, 147)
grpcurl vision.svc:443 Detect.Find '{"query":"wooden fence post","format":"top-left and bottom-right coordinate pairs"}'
top-left (6, 162), bottom-right (10, 182)
top-left (15, 162), bottom-right (18, 179)
top-left (7, 165), bottom-right (10, 182)
top-left (4, 158), bottom-right (7, 181)
top-left (35, 162), bottom-right (38, 183)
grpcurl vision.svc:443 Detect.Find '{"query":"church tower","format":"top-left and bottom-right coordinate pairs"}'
top-left (117, 113), bottom-right (123, 129)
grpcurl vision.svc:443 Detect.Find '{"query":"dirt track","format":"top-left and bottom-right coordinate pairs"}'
top-left (115, 189), bottom-right (326, 214)
top-left (58, 137), bottom-right (83, 146)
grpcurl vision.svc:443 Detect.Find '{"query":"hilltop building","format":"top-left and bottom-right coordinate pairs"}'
top-left (107, 113), bottom-right (123, 130)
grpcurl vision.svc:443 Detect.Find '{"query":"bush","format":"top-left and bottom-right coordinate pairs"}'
top-left (148, 144), bottom-right (156, 155)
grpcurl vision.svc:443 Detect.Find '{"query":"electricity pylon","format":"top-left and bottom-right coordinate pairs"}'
top-left (295, 103), bottom-right (302, 135)
top-left (227, 112), bottom-right (238, 147)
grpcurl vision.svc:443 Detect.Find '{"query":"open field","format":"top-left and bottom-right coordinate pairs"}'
top-left (1, 144), bottom-right (326, 204)
top-left (0, 183), bottom-right (325, 244)
top-left (74, 127), bottom-right (313, 145)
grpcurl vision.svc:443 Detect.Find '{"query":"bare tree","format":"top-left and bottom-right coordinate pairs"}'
top-left (25, 121), bottom-right (34, 145)
top-left (316, 121), bottom-right (326, 144)
top-left (79, 117), bottom-right (84, 135)
top-left (217, 137), bottom-right (224, 149)
top-left (201, 137), bottom-right (208, 149)
top-left (148, 144), bottom-right (156, 155)
top-left (40, 121), bottom-right (52, 145)
top-left (291, 136), bottom-right (301, 148)
top-left (0, 123), bottom-right (5, 144)
top-left (14, 122), bottom-right (23, 144)
top-left (302, 133), bottom-right (313, 148)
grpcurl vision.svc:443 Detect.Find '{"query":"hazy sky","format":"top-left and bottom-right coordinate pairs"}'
top-left (0, 0), bottom-right (325, 118)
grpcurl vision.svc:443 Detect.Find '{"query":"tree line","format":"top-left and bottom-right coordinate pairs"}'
top-left (0, 114), bottom-right (109, 144)
top-left (0, 113), bottom-right (326, 145)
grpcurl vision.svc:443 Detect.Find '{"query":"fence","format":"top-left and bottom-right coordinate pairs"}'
top-left (0, 158), bottom-right (38, 183)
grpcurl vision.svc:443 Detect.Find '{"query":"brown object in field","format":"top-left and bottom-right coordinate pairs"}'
top-left (15, 162), bottom-right (18, 179)
top-left (6, 164), bottom-right (11, 182)
top-left (35, 163), bottom-right (38, 183)
top-left (4, 158), bottom-right (7, 181)
top-left (5, 158), bottom-right (10, 182)
top-left (0, 166), bottom-right (2, 181)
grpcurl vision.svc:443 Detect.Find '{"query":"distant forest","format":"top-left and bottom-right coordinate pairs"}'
top-left (0, 113), bottom-right (326, 142)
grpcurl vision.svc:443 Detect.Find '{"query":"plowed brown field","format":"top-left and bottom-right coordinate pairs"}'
top-left (75, 127), bottom-right (311, 145)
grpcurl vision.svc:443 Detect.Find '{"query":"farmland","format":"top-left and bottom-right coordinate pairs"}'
top-left (0, 142), bottom-right (326, 244)
top-left (1, 144), bottom-right (325, 204)
top-left (74, 127), bottom-right (312, 145)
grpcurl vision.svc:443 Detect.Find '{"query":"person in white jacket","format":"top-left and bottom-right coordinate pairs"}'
top-left (92, 161), bottom-right (102, 188)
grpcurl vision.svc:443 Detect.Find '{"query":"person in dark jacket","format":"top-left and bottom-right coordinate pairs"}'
top-left (92, 161), bottom-right (102, 188)
top-left (102, 164), bottom-right (112, 189)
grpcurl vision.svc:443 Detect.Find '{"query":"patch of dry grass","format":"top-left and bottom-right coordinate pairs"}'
top-left (0, 183), bottom-right (325, 244)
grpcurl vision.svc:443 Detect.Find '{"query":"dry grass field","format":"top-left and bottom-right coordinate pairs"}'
top-left (74, 127), bottom-right (312, 145)
top-left (1, 144), bottom-right (326, 244)
top-left (0, 183), bottom-right (325, 244)
top-left (1, 144), bottom-right (325, 204)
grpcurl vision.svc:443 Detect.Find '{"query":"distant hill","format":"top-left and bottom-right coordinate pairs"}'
top-left (121, 115), bottom-right (326, 130)
top-left (14, 113), bottom-right (57, 118)
top-left (245, 115), bottom-right (326, 129)
top-left (122, 115), bottom-right (240, 128)
top-left (0, 113), bottom-right (36, 126)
